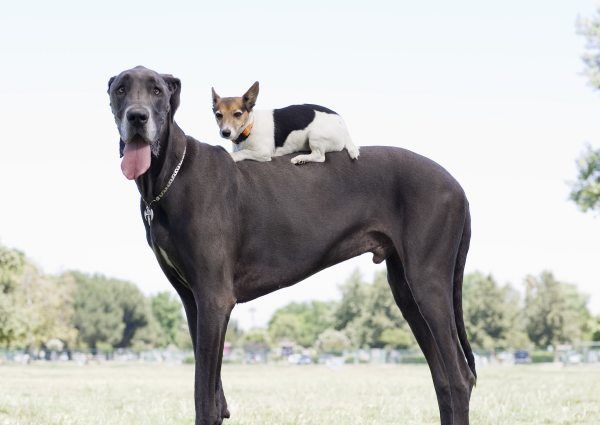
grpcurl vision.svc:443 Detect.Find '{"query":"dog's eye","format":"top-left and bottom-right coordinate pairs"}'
top-left (117, 86), bottom-right (126, 95)
top-left (215, 112), bottom-right (223, 119)
top-left (153, 88), bottom-right (161, 95)
top-left (234, 111), bottom-right (243, 118)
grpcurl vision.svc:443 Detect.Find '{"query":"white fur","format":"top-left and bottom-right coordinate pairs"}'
top-left (230, 110), bottom-right (359, 164)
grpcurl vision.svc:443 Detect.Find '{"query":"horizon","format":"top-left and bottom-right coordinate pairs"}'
top-left (1, 0), bottom-right (599, 328)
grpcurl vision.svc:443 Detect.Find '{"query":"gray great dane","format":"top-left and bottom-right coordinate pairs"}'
top-left (107, 66), bottom-right (476, 425)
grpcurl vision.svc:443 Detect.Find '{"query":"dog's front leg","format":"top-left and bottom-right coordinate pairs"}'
top-left (193, 293), bottom-right (235, 425)
top-left (230, 149), bottom-right (271, 162)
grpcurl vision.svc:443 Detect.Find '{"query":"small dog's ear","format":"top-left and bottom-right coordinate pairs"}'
top-left (119, 139), bottom-right (125, 158)
top-left (161, 74), bottom-right (181, 118)
top-left (243, 81), bottom-right (259, 111)
top-left (211, 87), bottom-right (220, 109)
top-left (107, 76), bottom-right (116, 93)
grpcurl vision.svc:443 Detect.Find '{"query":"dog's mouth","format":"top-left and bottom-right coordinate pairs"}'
top-left (121, 134), bottom-right (151, 180)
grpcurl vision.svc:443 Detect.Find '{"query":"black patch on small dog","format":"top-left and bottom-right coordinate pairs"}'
top-left (119, 139), bottom-right (125, 158)
top-left (273, 104), bottom-right (338, 147)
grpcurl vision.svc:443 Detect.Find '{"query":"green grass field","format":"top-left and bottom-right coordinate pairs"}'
top-left (0, 363), bottom-right (598, 424)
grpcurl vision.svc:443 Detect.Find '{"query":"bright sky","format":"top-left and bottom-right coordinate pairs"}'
top-left (1, 0), bottom-right (599, 328)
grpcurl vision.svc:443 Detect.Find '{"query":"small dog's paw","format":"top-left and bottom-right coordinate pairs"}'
top-left (291, 157), bottom-right (306, 165)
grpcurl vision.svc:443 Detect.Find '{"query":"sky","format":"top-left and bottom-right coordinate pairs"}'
top-left (0, 0), bottom-right (599, 328)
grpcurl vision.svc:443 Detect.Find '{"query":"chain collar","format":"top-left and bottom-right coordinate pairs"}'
top-left (143, 144), bottom-right (187, 225)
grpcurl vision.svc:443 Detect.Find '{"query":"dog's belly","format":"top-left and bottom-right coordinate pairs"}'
top-left (233, 227), bottom-right (394, 303)
top-left (281, 129), bottom-right (309, 151)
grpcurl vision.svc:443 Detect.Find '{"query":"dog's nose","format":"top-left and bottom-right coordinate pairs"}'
top-left (127, 108), bottom-right (149, 127)
top-left (221, 129), bottom-right (231, 138)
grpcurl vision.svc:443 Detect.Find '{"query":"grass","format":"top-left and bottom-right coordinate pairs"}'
top-left (0, 363), bottom-right (599, 424)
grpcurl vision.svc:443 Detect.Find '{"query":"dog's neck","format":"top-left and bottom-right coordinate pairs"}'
top-left (136, 120), bottom-right (186, 203)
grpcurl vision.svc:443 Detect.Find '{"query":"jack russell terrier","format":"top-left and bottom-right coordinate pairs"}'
top-left (211, 82), bottom-right (359, 164)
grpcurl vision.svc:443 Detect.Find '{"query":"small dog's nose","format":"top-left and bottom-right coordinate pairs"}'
top-left (221, 129), bottom-right (231, 138)
top-left (127, 108), bottom-right (149, 127)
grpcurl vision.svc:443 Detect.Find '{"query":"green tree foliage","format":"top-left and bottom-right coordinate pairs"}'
top-left (242, 328), bottom-right (271, 352)
top-left (1, 245), bottom-right (77, 349)
top-left (340, 271), bottom-right (414, 349)
top-left (151, 292), bottom-right (183, 346)
top-left (333, 270), bottom-right (368, 330)
top-left (316, 329), bottom-right (351, 355)
top-left (524, 271), bottom-right (591, 348)
top-left (268, 301), bottom-right (335, 347)
top-left (0, 245), bottom-right (26, 347)
top-left (572, 13), bottom-right (600, 212)
top-left (570, 144), bottom-right (600, 213)
top-left (69, 272), bottom-right (151, 350)
top-left (463, 272), bottom-right (527, 351)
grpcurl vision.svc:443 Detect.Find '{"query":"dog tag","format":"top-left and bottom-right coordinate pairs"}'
top-left (144, 205), bottom-right (154, 224)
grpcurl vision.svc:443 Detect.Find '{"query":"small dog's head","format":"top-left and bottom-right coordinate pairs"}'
top-left (211, 82), bottom-right (258, 141)
top-left (107, 66), bottom-right (181, 179)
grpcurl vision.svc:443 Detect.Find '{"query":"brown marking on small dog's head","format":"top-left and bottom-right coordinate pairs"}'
top-left (211, 82), bottom-right (259, 140)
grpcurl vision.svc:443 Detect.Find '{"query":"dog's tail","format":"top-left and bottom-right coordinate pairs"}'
top-left (345, 139), bottom-right (360, 160)
top-left (453, 202), bottom-right (477, 382)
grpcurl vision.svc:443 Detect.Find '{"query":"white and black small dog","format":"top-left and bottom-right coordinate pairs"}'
top-left (211, 82), bottom-right (359, 164)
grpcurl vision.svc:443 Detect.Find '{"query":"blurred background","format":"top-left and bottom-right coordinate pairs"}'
top-left (1, 1), bottom-right (600, 423)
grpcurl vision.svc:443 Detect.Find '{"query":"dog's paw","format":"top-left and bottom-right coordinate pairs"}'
top-left (291, 157), bottom-right (306, 165)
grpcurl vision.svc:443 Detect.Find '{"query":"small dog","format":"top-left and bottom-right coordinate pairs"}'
top-left (211, 82), bottom-right (360, 164)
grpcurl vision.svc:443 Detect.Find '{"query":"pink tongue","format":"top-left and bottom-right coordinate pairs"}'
top-left (121, 140), bottom-right (151, 180)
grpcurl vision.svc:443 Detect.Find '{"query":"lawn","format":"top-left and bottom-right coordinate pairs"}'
top-left (0, 362), bottom-right (598, 424)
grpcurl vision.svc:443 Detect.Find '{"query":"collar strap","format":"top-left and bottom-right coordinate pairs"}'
top-left (233, 122), bottom-right (253, 144)
top-left (142, 144), bottom-right (187, 225)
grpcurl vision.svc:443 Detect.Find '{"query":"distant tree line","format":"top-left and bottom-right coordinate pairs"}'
top-left (1, 243), bottom-right (598, 353)
top-left (0, 244), bottom-right (190, 352)
top-left (260, 270), bottom-right (599, 353)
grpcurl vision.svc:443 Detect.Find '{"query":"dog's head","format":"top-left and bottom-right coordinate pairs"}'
top-left (107, 66), bottom-right (181, 179)
top-left (211, 82), bottom-right (258, 142)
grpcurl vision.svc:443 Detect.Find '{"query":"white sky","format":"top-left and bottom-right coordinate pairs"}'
top-left (0, 0), bottom-right (599, 328)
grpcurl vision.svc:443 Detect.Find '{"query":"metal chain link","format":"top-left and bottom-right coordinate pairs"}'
top-left (143, 145), bottom-right (187, 225)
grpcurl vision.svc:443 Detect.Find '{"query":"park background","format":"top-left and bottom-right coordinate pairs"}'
top-left (1, 1), bottom-right (600, 424)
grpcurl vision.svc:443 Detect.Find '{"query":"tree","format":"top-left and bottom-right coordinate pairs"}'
top-left (0, 245), bottom-right (26, 347)
top-left (335, 271), bottom-right (414, 349)
top-left (572, 12), bottom-right (600, 212)
top-left (333, 270), bottom-right (368, 330)
top-left (462, 272), bottom-right (527, 351)
top-left (268, 301), bottom-right (335, 347)
top-left (242, 328), bottom-right (271, 352)
top-left (316, 329), bottom-right (351, 355)
top-left (570, 144), bottom-right (600, 213)
top-left (151, 292), bottom-right (183, 347)
top-left (524, 271), bottom-right (590, 348)
top-left (70, 272), bottom-right (151, 350)
top-left (1, 245), bottom-right (77, 350)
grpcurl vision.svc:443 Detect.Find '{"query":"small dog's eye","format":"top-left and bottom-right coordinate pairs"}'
top-left (215, 112), bottom-right (223, 119)
top-left (153, 88), bottom-right (161, 95)
top-left (117, 86), bottom-right (125, 94)
top-left (234, 111), bottom-right (242, 118)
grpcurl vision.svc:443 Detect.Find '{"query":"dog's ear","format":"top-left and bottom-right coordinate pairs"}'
top-left (243, 81), bottom-right (259, 111)
top-left (107, 76), bottom-right (116, 94)
top-left (161, 74), bottom-right (181, 118)
top-left (211, 87), bottom-right (220, 110)
top-left (119, 139), bottom-right (125, 158)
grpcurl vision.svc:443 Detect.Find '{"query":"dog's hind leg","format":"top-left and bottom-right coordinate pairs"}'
top-left (290, 139), bottom-right (326, 164)
top-left (386, 202), bottom-right (474, 424)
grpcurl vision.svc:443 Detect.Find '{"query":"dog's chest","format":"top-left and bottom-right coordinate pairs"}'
top-left (146, 222), bottom-right (191, 288)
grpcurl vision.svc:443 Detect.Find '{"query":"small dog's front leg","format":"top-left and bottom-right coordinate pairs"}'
top-left (230, 150), bottom-right (272, 162)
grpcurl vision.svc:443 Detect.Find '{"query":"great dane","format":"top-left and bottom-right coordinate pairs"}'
top-left (107, 66), bottom-right (476, 425)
